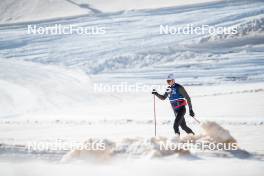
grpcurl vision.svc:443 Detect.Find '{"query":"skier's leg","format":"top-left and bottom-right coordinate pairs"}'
top-left (173, 119), bottom-right (180, 135)
top-left (173, 107), bottom-right (185, 135)
top-left (180, 117), bottom-right (195, 135)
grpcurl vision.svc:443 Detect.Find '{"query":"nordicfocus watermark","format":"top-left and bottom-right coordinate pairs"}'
top-left (27, 24), bottom-right (106, 35)
top-left (160, 24), bottom-right (238, 35)
top-left (23, 139), bottom-right (238, 152)
top-left (159, 141), bottom-right (239, 151)
top-left (93, 82), bottom-right (167, 93)
top-left (26, 139), bottom-right (106, 151)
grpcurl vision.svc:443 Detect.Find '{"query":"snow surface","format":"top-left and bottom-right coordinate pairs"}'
top-left (0, 0), bottom-right (264, 175)
top-left (0, 0), bottom-right (219, 24)
top-left (0, 0), bottom-right (93, 24)
top-left (1, 159), bottom-right (263, 176)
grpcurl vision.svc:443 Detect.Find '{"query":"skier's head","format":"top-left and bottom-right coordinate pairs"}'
top-left (166, 73), bottom-right (175, 86)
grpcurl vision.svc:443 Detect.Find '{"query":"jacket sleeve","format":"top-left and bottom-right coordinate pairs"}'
top-left (154, 91), bottom-right (168, 100)
top-left (178, 86), bottom-right (193, 110)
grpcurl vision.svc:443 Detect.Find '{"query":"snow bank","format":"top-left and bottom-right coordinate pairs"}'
top-left (0, 59), bottom-right (93, 118)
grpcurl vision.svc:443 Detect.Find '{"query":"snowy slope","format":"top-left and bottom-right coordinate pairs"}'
top-left (0, 0), bottom-right (263, 84)
top-left (0, 59), bottom-right (94, 118)
top-left (0, 0), bottom-right (93, 24)
top-left (81, 0), bottom-right (219, 12)
top-left (0, 0), bottom-right (263, 119)
top-left (0, 0), bottom-right (219, 24)
top-left (0, 0), bottom-right (264, 175)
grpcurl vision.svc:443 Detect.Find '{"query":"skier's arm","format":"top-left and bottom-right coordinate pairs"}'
top-left (178, 86), bottom-right (193, 110)
top-left (152, 89), bottom-right (168, 100)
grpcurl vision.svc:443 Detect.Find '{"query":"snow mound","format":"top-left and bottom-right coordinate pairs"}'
top-left (0, 59), bottom-right (93, 118)
top-left (0, 0), bottom-right (96, 24)
top-left (201, 121), bottom-right (237, 144)
top-left (62, 121), bottom-right (240, 162)
top-left (200, 16), bottom-right (264, 43)
top-left (61, 137), bottom-right (191, 162)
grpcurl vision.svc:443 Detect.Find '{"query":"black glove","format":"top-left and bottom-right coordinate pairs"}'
top-left (166, 87), bottom-right (171, 93)
top-left (152, 89), bottom-right (158, 95)
top-left (189, 109), bottom-right (195, 117)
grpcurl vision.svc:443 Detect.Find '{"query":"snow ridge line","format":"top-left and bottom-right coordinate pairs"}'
top-left (0, 119), bottom-right (263, 126)
top-left (193, 88), bottom-right (264, 97)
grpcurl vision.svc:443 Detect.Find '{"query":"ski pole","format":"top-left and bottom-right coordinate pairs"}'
top-left (192, 116), bottom-right (201, 124)
top-left (153, 95), bottom-right (157, 137)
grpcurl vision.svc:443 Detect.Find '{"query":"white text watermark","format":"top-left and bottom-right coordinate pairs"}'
top-left (160, 24), bottom-right (238, 35)
top-left (93, 82), bottom-right (167, 93)
top-left (27, 24), bottom-right (106, 35)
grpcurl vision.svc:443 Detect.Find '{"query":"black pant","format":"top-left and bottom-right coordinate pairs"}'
top-left (173, 106), bottom-right (194, 135)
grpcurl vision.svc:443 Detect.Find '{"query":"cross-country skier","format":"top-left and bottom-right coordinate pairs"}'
top-left (152, 73), bottom-right (195, 137)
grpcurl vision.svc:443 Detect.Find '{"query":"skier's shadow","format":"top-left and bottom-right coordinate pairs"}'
top-left (65, 0), bottom-right (102, 13)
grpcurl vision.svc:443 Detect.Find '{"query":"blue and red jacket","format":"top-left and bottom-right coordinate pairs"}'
top-left (154, 83), bottom-right (193, 110)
